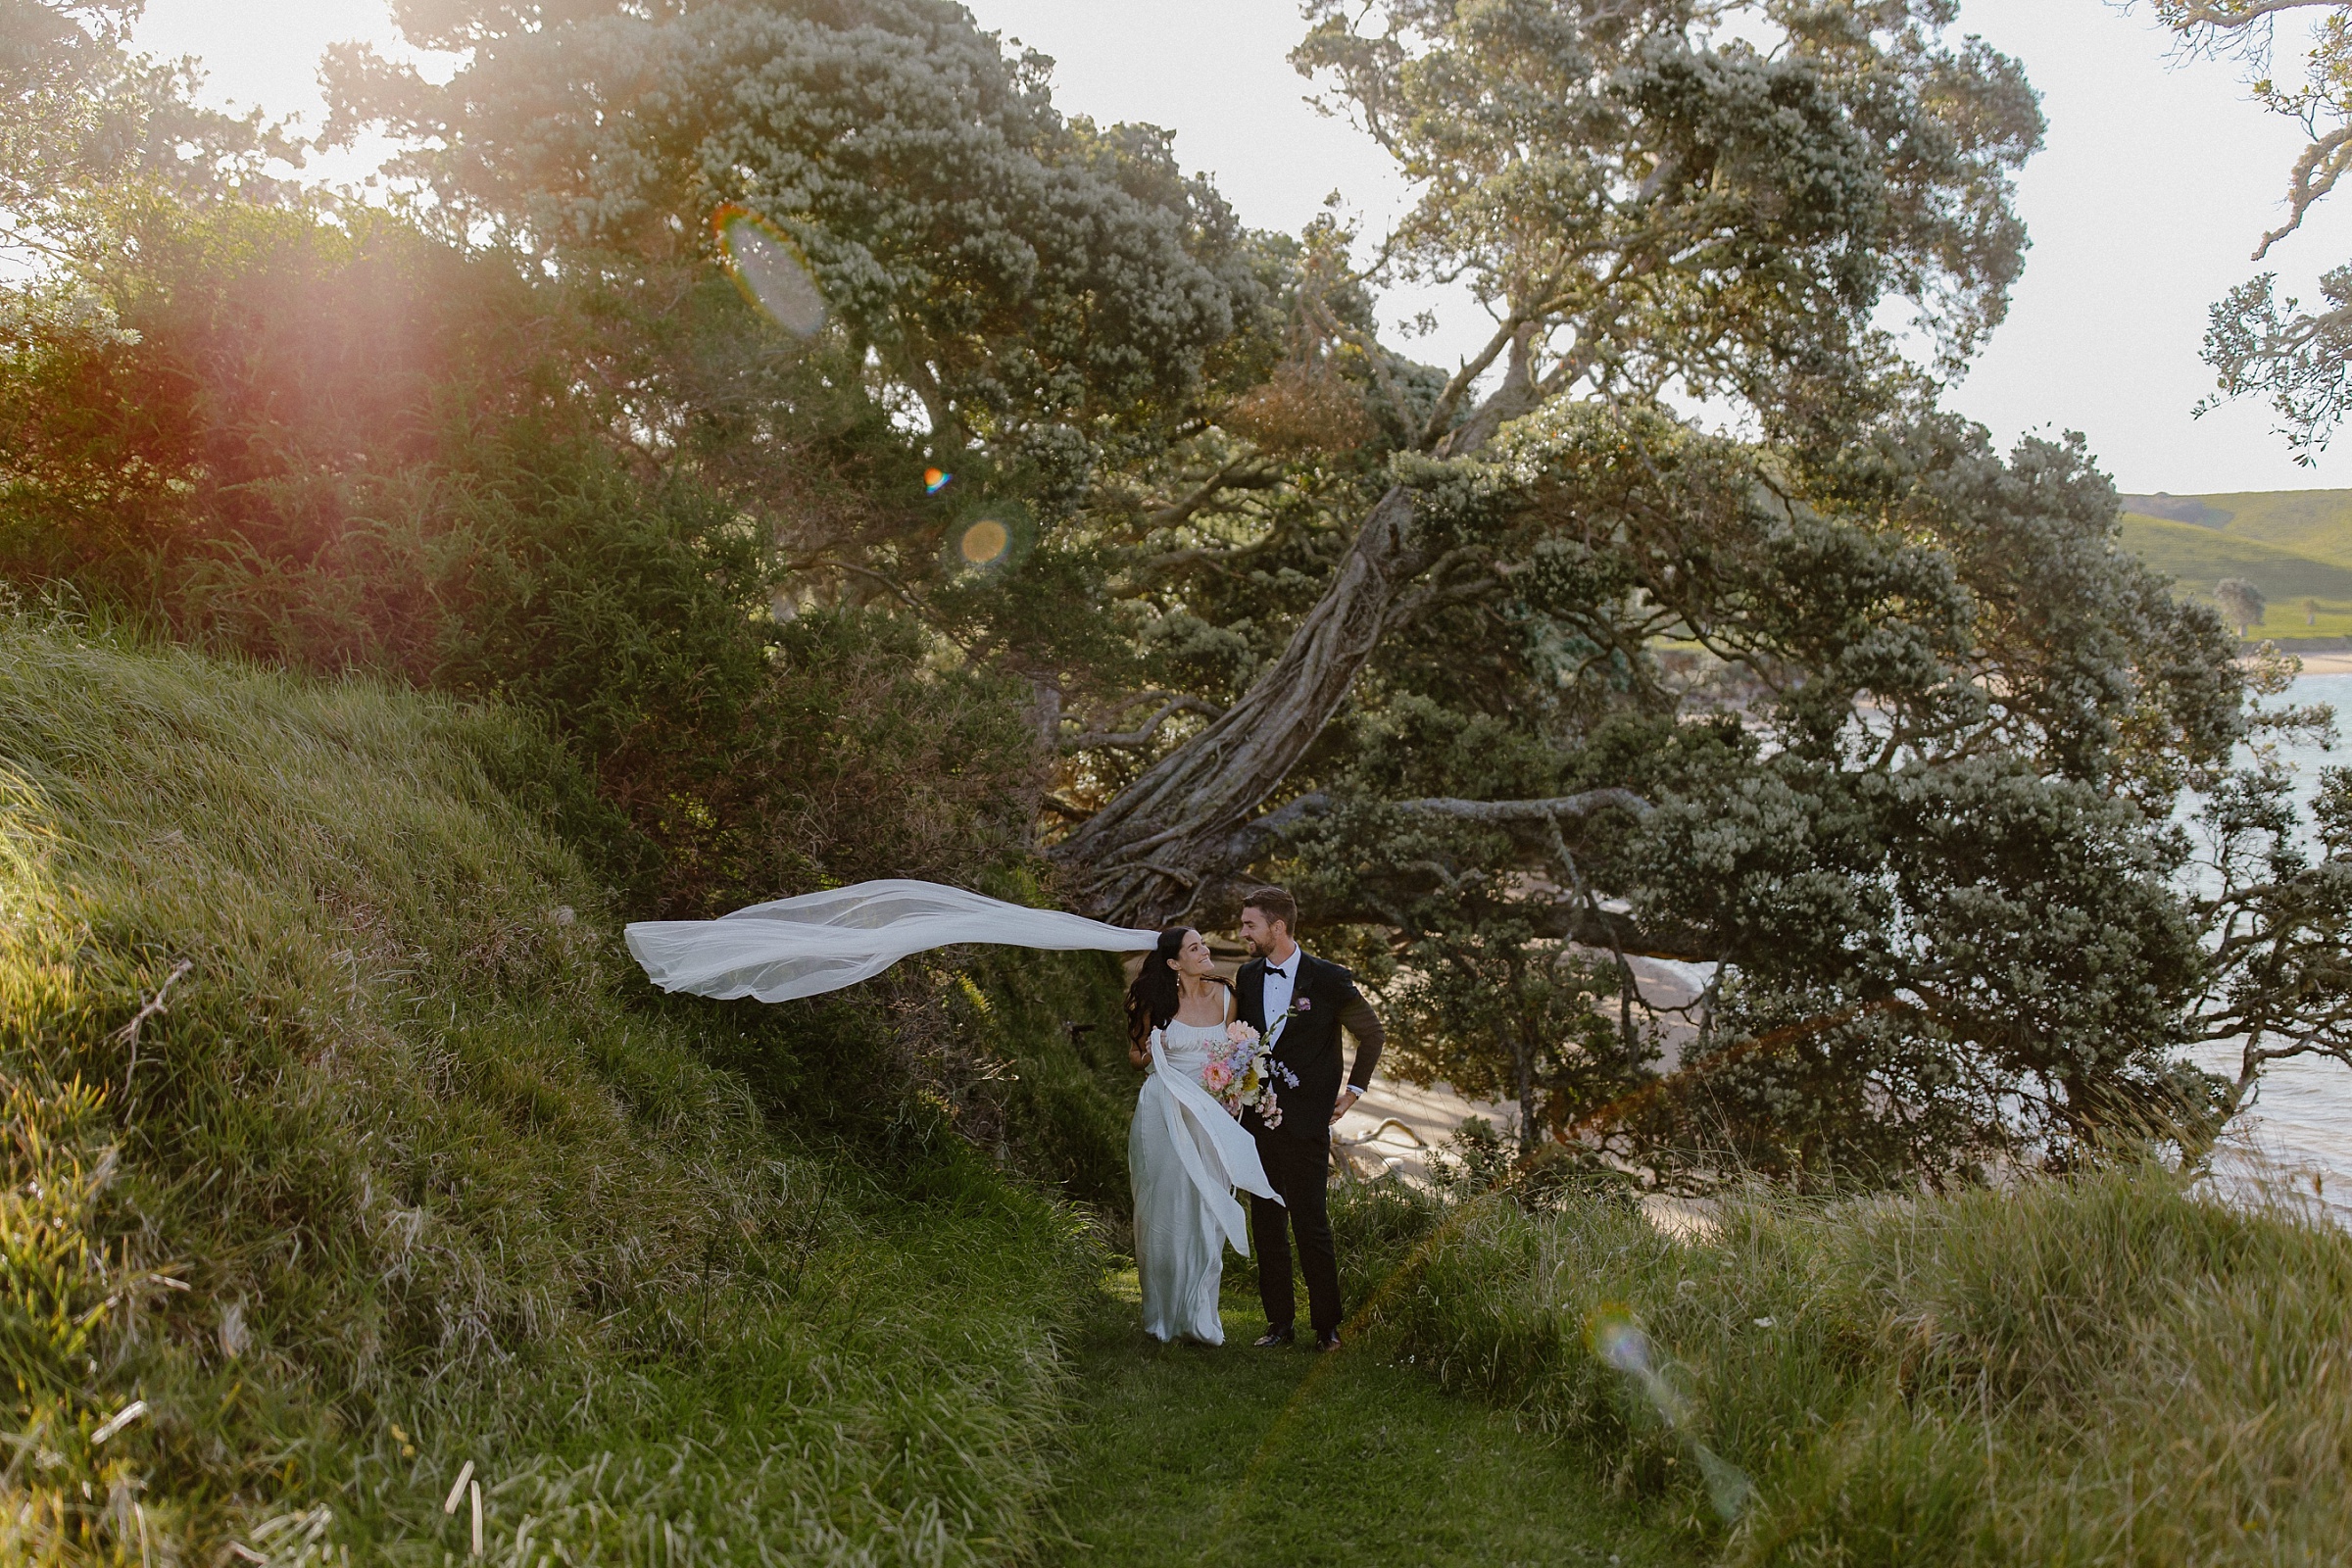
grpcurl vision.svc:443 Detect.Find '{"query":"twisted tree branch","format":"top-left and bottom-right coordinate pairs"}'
top-left (1063, 694), bottom-right (1225, 751)
top-left (1392, 789), bottom-right (1656, 824)
top-left (1144, 456), bottom-right (1281, 531)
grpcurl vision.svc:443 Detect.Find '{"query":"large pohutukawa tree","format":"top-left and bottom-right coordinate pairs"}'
top-left (1052, 0), bottom-right (2048, 922)
top-left (330, 1), bottom-right (2048, 920)
top-left (324, 0), bottom-right (1291, 736)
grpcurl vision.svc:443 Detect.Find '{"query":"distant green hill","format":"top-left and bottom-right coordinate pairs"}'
top-left (2173, 489), bottom-right (2352, 566)
top-left (2116, 487), bottom-right (2352, 639)
top-left (2119, 513), bottom-right (2352, 601)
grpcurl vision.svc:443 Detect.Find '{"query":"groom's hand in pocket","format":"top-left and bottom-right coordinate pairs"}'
top-left (1331, 1088), bottom-right (1360, 1124)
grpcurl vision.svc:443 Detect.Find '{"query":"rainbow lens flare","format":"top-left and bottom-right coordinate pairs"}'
top-left (956, 517), bottom-right (1011, 565)
top-left (938, 500), bottom-right (1031, 576)
top-left (1592, 1313), bottom-right (1653, 1378)
top-left (713, 206), bottom-right (826, 336)
top-left (925, 467), bottom-right (953, 495)
top-left (1585, 1306), bottom-right (1751, 1520)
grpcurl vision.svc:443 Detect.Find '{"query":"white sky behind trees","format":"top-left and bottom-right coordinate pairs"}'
top-left (135, 0), bottom-right (2352, 494)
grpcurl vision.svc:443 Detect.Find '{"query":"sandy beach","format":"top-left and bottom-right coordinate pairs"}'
top-left (2287, 652), bottom-right (2352, 674)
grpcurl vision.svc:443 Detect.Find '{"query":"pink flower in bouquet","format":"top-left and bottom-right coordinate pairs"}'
top-left (1225, 1020), bottom-right (1260, 1046)
top-left (1202, 1060), bottom-right (1235, 1092)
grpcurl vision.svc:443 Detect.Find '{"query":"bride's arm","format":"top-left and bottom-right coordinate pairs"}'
top-left (1129, 1027), bottom-right (1152, 1069)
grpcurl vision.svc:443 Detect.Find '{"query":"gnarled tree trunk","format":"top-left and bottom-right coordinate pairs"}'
top-left (1052, 484), bottom-right (1426, 924)
top-left (1052, 341), bottom-right (1545, 925)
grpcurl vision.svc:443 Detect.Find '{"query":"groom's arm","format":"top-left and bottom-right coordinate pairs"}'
top-left (1332, 981), bottom-right (1385, 1121)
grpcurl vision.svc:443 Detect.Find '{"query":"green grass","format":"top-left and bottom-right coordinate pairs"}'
top-left (1366, 1167), bottom-right (2352, 1565)
top-left (1046, 1248), bottom-right (1687, 1567)
top-left (0, 612), bottom-right (1102, 1565)
top-left (2110, 485), bottom-right (2352, 638)
top-left (2170, 488), bottom-right (2352, 566)
top-left (2120, 508), bottom-right (2352, 639)
top-left (0, 610), bottom-right (1691, 1567)
top-left (2121, 512), bottom-right (2352, 602)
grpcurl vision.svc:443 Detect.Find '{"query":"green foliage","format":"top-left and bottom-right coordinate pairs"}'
top-left (0, 200), bottom-right (1052, 920)
top-left (952, 947), bottom-right (1138, 1211)
top-left (1370, 1165), bottom-right (2352, 1560)
top-left (326, 0), bottom-right (1262, 470)
top-left (1294, 0), bottom-right (2042, 411)
top-left (1282, 407), bottom-right (2242, 1183)
top-left (1288, 694), bottom-right (1661, 1152)
top-left (22, 7), bottom-right (2339, 1557)
top-left (319, 0), bottom-right (1309, 693)
top-left (2216, 574), bottom-right (2268, 635)
top-left (2181, 748), bottom-right (2352, 1111)
top-left (0, 157), bottom-right (1128, 1218)
top-left (0, 0), bottom-right (292, 259)
top-left (2132, 2), bottom-right (2352, 457)
top-left (0, 0), bottom-right (2312, 1199)
top-left (0, 612), bottom-right (1104, 1564)
top-left (1388, 930), bottom-right (1642, 1155)
top-left (1047, 0), bottom-right (2064, 925)
top-left (1635, 757), bottom-right (2218, 1183)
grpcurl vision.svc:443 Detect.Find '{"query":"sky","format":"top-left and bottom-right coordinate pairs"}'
top-left (131, 0), bottom-right (2352, 495)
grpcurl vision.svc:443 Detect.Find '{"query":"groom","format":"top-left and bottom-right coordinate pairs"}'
top-left (1235, 886), bottom-right (1385, 1350)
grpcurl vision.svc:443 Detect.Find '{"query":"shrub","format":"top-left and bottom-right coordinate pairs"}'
top-left (1, 203), bottom-right (1045, 916)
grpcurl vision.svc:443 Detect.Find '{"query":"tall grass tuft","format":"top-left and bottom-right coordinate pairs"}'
top-left (0, 613), bottom-right (1100, 1564)
top-left (1358, 1165), bottom-right (2352, 1563)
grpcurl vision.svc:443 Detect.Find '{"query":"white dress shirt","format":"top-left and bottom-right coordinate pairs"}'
top-left (1261, 948), bottom-right (1298, 1035)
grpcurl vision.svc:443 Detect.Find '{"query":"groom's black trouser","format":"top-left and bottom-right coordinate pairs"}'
top-left (1250, 1134), bottom-right (1340, 1337)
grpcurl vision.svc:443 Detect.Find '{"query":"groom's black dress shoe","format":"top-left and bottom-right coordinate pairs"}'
top-left (1315, 1331), bottom-right (1343, 1352)
top-left (1251, 1328), bottom-right (1296, 1348)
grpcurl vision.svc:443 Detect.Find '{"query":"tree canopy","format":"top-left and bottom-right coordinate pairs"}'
top-left (2144, 1), bottom-right (2352, 457)
top-left (325, 0), bottom-right (1264, 466)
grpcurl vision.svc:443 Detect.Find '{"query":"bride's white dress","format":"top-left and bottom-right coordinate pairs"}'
top-left (1130, 1019), bottom-right (1282, 1344)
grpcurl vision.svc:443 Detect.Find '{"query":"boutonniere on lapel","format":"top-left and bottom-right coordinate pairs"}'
top-left (1263, 992), bottom-right (1312, 1055)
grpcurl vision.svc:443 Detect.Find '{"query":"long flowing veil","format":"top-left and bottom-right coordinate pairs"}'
top-left (623, 878), bottom-right (1160, 1003)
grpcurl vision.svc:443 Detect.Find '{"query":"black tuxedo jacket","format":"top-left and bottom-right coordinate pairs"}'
top-left (1238, 952), bottom-right (1384, 1146)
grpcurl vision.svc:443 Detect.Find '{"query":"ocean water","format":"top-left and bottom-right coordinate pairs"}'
top-left (2188, 671), bottom-right (2352, 1223)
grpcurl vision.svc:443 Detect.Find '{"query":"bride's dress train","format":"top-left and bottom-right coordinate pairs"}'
top-left (1130, 1019), bottom-right (1281, 1344)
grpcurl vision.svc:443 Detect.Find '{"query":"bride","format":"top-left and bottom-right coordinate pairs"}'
top-left (1123, 927), bottom-right (1281, 1345)
top-left (619, 882), bottom-right (1280, 1346)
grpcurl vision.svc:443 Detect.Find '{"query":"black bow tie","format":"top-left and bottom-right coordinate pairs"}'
top-left (1267, 965), bottom-right (1288, 980)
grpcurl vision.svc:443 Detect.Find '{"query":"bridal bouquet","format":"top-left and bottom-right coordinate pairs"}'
top-left (1198, 1021), bottom-right (1283, 1128)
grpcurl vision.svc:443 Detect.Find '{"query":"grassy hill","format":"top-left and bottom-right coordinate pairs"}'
top-left (2160, 488), bottom-right (2352, 566)
top-left (2117, 488), bottom-right (2352, 639)
top-left (2120, 513), bottom-right (2352, 633)
top-left (0, 612), bottom-right (1122, 1565)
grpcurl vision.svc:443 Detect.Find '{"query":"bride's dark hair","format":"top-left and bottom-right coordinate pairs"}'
top-left (1125, 927), bottom-right (1194, 1045)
